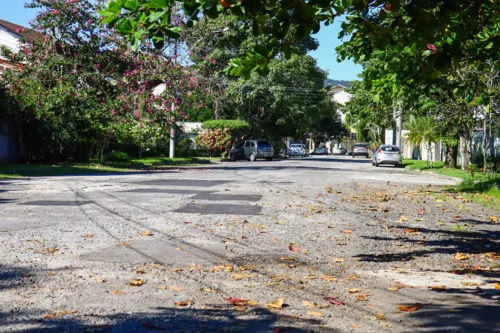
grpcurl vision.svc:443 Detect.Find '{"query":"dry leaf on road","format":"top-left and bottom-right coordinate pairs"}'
top-left (321, 275), bottom-right (337, 282)
top-left (112, 289), bottom-right (126, 295)
top-left (288, 244), bottom-right (300, 252)
top-left (232, 273), bottom-right (254, 280)
top-left (306, 311), bottom-right (324, 317)
top-left (139, 230), bottom-right (152, 237)
top-left (489, 216), bottom-right (498, 223)
top-left (396, 216), bottom-right (409, 223)
top-left (454, 252), bottom-right (469, 260)
top-left (348, 288), bottom-right (360, 293)
top-left (494, 283), bottom-right (500, 290)
top-left (82, 234), bottom-right (95, 238)
top-left (175, 300), bottom-right (193, 307)
top-left (210, 264), bottom-right (233, 273)
top-left (303, 301), bottom-right (329, 309)
top-left (95, 277), bottom-right (106, 283)
top-left (332, 257), bottom-right (345, 262)
top-left (428, 285), bottom-right (446, 291)
top-left (398, 304), bottom-right (420, 312)
top-left (340, 229), bottom-right (353, 234)
top-left (128, 279), bottom-right (145, 286)
top-left (376, 313), bottom-right (385, 320)
top-left (266, 298), bottom-right (284, 309)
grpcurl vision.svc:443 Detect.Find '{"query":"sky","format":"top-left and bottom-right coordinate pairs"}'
top-left (2, 2), bottom-right (362, 81)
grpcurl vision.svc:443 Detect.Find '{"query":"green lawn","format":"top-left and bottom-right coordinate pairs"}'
top-left (0, 157), bottom-right (214, 179)
top-left (404, 159), bottom-right (500, 210)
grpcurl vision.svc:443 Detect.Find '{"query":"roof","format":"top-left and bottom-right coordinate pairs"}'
top-left (0, 19), bottom-right (43, 43)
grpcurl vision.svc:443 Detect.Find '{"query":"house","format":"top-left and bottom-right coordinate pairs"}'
top-left (0, 19), bottom-right (41, 163)
top-left (326, 84), bottom-right (352, 154)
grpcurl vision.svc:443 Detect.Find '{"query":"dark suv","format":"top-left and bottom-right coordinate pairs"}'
top-left (230, 140), bottom-right (274, 162)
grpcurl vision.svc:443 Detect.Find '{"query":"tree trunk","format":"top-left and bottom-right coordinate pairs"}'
top-left (483, 116), bottom-right (488, 172)
top-left (444, 144), bottom-right (458, 169)
top-left (460, 133), bottom-right (471, 171)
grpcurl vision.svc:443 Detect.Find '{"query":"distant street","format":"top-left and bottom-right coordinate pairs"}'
top-left (1, 156), bottom-right (498, 333)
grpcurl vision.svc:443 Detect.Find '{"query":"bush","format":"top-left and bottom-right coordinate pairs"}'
top-left (103, 150), bottom-right (130, 163)
top-left (202, 120), bottom-right (249, 132)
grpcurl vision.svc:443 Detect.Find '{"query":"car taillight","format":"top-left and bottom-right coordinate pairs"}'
top-left (378, 149), bottom-right (382, 153)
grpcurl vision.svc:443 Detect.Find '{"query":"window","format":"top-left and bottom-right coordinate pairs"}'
top-left (244, 141), bottom-right (251, 148)
top-left (257, 140), bottom-right (272, 147)
top-left (250, 141), bottom-right (256, 147)
top-left (236, 142), bottom-right (245, 149)
top-left (355, 144), bottom-right (367, 148)
top-left (381, 146), bottom-right (399, 152)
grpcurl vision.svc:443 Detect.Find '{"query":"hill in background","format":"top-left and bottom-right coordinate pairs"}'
top-left (324, 79), bottom-right (351, 87)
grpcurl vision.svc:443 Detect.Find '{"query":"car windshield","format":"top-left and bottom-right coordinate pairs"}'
top-left (291, 144), bottom-right (302, 148)
top-left (380, 146), bottom-right (399, 152)
top-left (257, 141), bottom-right (272, 147)
top-left (355, 144), bottom-right (367, 148)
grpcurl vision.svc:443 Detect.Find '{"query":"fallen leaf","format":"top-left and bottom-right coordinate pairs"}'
top-left (404, 228), bottom-right (419, 233)
top-left (340, 229), bottom-right (353, 234)
top-left (348, 288), bottom-right (360, 293)
top-left (489, 216), bottom-right (498, 223)
top-left (224, 298), bottom-right (249, 305)
top-left (175, 300), bottom-right (193, 307)
top-left (495, 283), bottom-right (500, 290)
top-left (332, 257), bottom-right (345, 262)
top-left (352, 324), bottom-right (363, 329)
top-left (210, 264), bottom-right (233, 273)
top-left (128, 279), bottom-right (145, 286)
top-left (158, 285), bottom-right (167, 290)
top-left (232, 273), bottom-right (254, 280)
top-left (139, 230), bottom-right (152, 237)
top-left (417, 207), bottom-right (425, 215)
top-left (428, 285), bottom-right (446, 291)
top-left (42, 310), bottom-right (78, 319)
top-left (356, 294), bottom-right (370, 301)
top-left (82, 234), bottom-right (95, 238)
top-left (288, 244), bottom-right (300, 252)
top-left (250, 224), bottom-right (267, 229)
top-left (387, 287), bottom-right (399, 292)
top-left (46, 247), bottom-right (58, 254)
top-left (95, 277), bottom-right (106, 283)
top-left (111, 289), bottom-right (126, 295)
top-left (451, 215), bottom-right (460, 219)
top-left (321, 275), bottom-right (337, 282)
top-left (188, 264), bottom-right (204, 271)
top-left (200, 287), bottom-right (216, 292)
top-left (120, 241), bottom-right (132, 247)
top-left (169, 286), bottom-right (184, 291)
top-left (396, 216), bottom-right (408, 223)
top-left (265, 298), bottom-right (284, 309)
top-left (306, 311), bottom-right (324, 317)
top-left (323, 297), bottom-right (344, 305)
top-left (454, 252), bottom-right (469, 260)
top-left (376, 313), bottom-right (385, 320)
top-left (281, 256), bottom-right (295, 261)
top-left (398, 304), bottom-right (420, 312)
top-left (461, 281), bottom-right (479, 286)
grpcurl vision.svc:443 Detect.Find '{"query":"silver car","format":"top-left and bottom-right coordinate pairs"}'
top-left (288, 144), bottom-right (306, 157)
top-left (372, 145), bottom-right (403, 167)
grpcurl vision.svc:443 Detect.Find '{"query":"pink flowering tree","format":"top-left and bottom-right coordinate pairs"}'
top-left (0, 0), bottom-right (199, 161)
top-left (195, 128), bottom-right (232, 158)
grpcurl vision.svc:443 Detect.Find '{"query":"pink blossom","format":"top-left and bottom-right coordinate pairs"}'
top-left (211, 59), bottom-right (217, 64)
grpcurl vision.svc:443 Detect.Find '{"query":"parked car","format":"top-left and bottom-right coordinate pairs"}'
top-left (352, 143), bottom-right (370, 158)
top-left (313, 146), bottom-right (328, 155)
top-left (288, 144), bottom-right (306, 158)
top-left (229, 140), bottom-right (274, 162)
top-left (372, 144), bottom-right (403, 167)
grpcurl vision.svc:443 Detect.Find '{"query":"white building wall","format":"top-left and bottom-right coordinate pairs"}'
top-left (0, 25), bottom-right (21, 58)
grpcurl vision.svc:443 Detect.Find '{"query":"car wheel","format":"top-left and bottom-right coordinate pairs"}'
top-left (266, 157), bottom-right (273, 161)
top-left (249, 152), bottom-right (256, 162)
top-left (375, 162), bottom-right (380, 167)
top-left (352, 154), bottom-right (355, 158)
top-left (230, 154), bottom-right (236, 162)
top-left (372, 162), bottom-right (375, 166)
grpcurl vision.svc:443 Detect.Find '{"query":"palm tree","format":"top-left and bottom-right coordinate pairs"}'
top-left (406, 117), bottom-right (439, 167)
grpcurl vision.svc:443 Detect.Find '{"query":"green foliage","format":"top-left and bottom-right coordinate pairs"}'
top-left (104, 150), bottom-right (130, 163)
top-left (202, 120), bottom-right (249, 133)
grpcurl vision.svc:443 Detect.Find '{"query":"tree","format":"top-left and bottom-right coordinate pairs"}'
top-left (0, 0), bottom-right (198, 161)
top-left (406, 117), bottom-right (440, 167)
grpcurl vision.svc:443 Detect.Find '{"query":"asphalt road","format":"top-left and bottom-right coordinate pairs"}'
top-left (1, 155), bottom-right (498, 333)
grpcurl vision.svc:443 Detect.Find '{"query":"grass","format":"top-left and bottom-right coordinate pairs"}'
top-left (0, 157), bottom-right (214, 179)
top-left (404, 159), bottom-right (500, 210)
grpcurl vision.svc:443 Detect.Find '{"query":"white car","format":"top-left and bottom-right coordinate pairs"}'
top-left (313, 146), bottom-right (328, 155)
top-left (288, 144), bottom-right (306, 157)
top-left (372, 145), bottom-right (403, 167)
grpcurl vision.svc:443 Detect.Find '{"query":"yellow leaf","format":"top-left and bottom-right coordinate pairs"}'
top-left (265, 298), bottom-right (284, 309)
top-left (232, 273), bottom-right (254, 280)
top-left (352, 323), bottom-right (363, 329)
top-left (82, 234), bottom-right (95, 238)
top-left (250, 224), bottom-right (267, 229)
top-left (158, 285), bottom-right (167, 290)
top-left (348, 288), bottom-right (360, 293)
top-left (210, 264), bottom-right (233, 273)
top-left (489, 216), bottom-right (498, 223)
top-left (356, 294), bottom-right (370, 301)
top-left (95, 277), bottom-right (106, 283)
top-left (332, 258), bottom-right (345, 262)
top-left (303, 301), bottom-right (328, 309)
top-left (387, 287), bottom-right (399, 292)
top-left (199, 287), bottom-right (216, 292)
top-left (454, 252), bottom-right (469, 260)
top-left (461, 281), bottom-right (479, 286)
top-left (375, 313), bottom-right (385, 320)
top-left (494, 283), bottom-right (500, 290)
top-left (321, 275), bottom-right (337, 282)
top-left (306, 311), bottom-right (324, 317)
top-left (169, 286), bottom-right (184, 291)
top-left (303, 275), bottom-right (318, 280)
top-left (139, 230), bottom-right (152, 237)
top-left (398, 304), bottom-right (419, 312)
top-left (396, 215), bottom-right (409, 223)
top-left (175, 300), bottom-right (193, 307)
top-left (188, 264), bottom-right (204, 271)
top-left (112, 289), bottom-right (126, 295)
top-left (428, 285), bottom-right (446, 291)
top-left (128, 279), bottom-right (145, 286)
top-left (120, 241), bottom-right (132, 247)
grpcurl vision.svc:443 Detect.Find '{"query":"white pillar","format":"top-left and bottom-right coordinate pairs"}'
top-left (169, 102), bottom-right (175, 159)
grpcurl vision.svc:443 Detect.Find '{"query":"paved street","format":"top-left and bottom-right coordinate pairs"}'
top-left (1, 155), bottom-right (498, 333)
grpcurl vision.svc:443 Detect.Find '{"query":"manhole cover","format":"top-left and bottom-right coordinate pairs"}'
top-left (119, 188), bottom-right (212, 195)
top-left (175, 203), bottom-right (261, 215)
top-left (22, 200), bottom-right (90, 206)
top-left (131, 179), bottom-right (231, 187)
top-left (191, 193), bottom-right (262, 202)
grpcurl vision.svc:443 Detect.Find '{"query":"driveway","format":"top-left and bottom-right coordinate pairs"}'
top-left (1, 156), bottom-right (498, 333)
